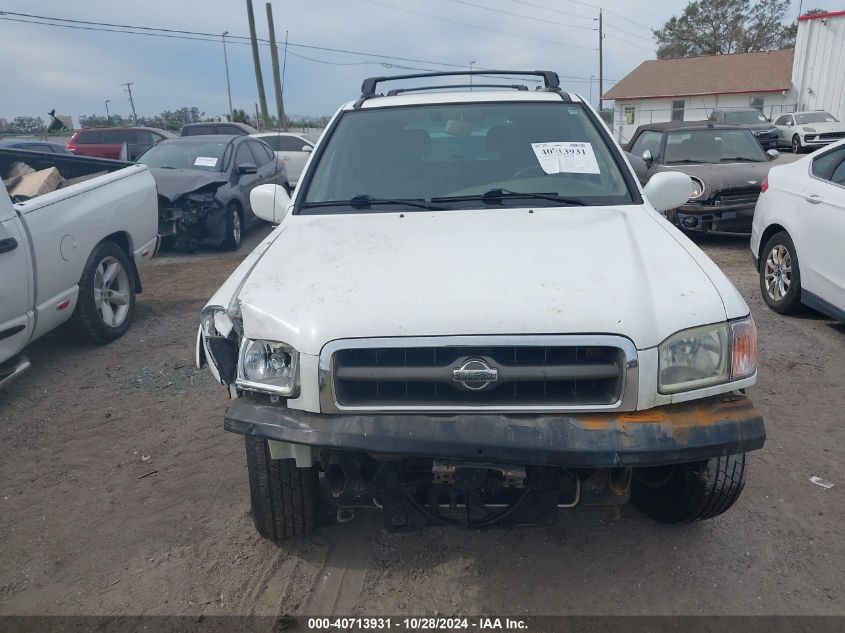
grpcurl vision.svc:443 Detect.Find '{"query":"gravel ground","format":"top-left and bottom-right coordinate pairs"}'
top-left (1, 222), bottom-right (843, 618)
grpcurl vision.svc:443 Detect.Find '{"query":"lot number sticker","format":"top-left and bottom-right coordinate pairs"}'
top-left (194, 156), bottom-right (218, 167)
top-left (531, 142), bottom-right (600, 175)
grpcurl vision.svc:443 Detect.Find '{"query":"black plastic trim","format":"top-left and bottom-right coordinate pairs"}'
top-left (0, 237), bottom-right (18, 254)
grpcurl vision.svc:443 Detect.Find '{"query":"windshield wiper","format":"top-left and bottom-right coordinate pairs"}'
top-left (719, 157), bottom-right (763, 162)
top-left (300, 195), bottom-right (446, 211)
top-left (432, 188), bottom-right (586, 206)
top-left (665, 159), bottom-right (705, 164)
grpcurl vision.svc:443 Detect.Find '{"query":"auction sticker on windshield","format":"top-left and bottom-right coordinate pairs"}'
top-left (531, 142), bottom-right (600, 175)
top-left (194, 156), bottom-right (218, 167)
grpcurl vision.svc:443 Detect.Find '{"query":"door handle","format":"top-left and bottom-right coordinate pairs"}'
top-left (804, 193), bottom-right (823, 204)
top-left (0, 237), bottom-right (18, 254)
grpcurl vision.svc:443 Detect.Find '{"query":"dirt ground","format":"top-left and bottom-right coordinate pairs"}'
top-left (1, 224), bottom-right (843, 618)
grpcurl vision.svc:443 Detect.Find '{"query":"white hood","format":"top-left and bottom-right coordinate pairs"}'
top-left (232, 206), bottom-right (743, 355)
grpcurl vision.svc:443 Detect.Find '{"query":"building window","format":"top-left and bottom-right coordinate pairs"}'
top-left (750, 96), bottom-right (764, 112)
top-left (623, 105), bottom-right (636, 125)
top-left (671, 100), bottom-right (685, 121)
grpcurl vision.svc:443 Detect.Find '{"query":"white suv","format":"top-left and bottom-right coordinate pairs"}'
top-left (197, 71), bottom-right (764, 541)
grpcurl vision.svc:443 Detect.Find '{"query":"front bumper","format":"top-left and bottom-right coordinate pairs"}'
top-left (224, 394), bottom-right (766, 468)
top-left (671, 204), bottom-right (755, 235)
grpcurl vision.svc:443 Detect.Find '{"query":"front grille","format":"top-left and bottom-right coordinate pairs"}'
top-left (713, 187), bottom-right (760, 207)
top-left (325, 339), bottom-right (632, 411)
top-left (752, 129), bottom-right (777, 138)
top-left (819, 132), bottom-right (845, 140)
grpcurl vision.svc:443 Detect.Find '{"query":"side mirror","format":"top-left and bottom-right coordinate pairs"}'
top-left (238, 162), bottom-right (257, 174)
top-left (302, 145), bottom-right (313, 153)
top-left (641, 149), bottom-right (654, 166)
top-left (643, 171), bottom-right (692, 213)
top-left (767, 149), bottom-right (780, 161)
top-left (786, 121), bottom-right (794, 127)
top-left (250, 183), bottom-right (291, 224)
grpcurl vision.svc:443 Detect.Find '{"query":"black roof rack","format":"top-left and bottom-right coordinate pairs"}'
top-left (355, 70), bottom-right (565, 108)
top-left (386, 83), bottom-right (529, 96)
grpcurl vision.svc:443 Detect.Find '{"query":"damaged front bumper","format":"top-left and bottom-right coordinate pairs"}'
top-left (224, 394), bottom-right (766, 468)
top-left (159, 193), bottom-right (227, 248)
top-left (669, 203), bottom-right (756, 236)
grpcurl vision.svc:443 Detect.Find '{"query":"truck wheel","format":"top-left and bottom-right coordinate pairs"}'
top-left (70, 241), bottom-right (136, 345)
top-left (632, 454), bottom-right (747, 523)
top-left (244, 436), bottom-right (319, 541)
top-left (792, 134), bottom-right (803, 154)
top-left (222, 204), bottom-right (242, 250)
top-left (760, 231), bottom-right (802, 314)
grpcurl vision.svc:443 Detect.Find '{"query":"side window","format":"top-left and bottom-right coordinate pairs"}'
top-left (671, 100), bottom-right (685, 122)
top-left (235, 142), bottom-right (254, 167)
top-left (106, 129), bottom-right (137, 144)
top-left (750, 96), bottom-right (764, 112)
top-left (631, 131), bottom-right (662, 157)
top-left (259, 136), bottom-right (280, 151)
top-left (276, 135), bottom-right (310, 151)
top-left (221, 125), bottom-right (247, 135)
top-left (247, 141), bottom-right (273, 165)
top-left (135, 130), bottom-right (157, 145)
top-left (77, 130), bottom-right (104, 144)
top-left (811, 147), bottom-right (845, 183)
top-left (623, 106), bottom-right (636, 126)
top-left (774, 115), bottom-right (787, 126)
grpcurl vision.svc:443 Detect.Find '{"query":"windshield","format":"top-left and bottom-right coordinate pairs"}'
top-left (136, 140), bottom-right (230, 171)
top-left (795, 112), bottom-right (838, 124)
top-left (725, 110), bottom-right (769, 124)
top-left (299, 102), bottom-right (634, 212)
top-left (664, 129), bottom-right (767, 164)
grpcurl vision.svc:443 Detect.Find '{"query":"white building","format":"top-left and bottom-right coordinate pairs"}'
top-left (604, 10), bottom-right (845, 143)
top-left (790, 10), bottom-right (845, 120)
top-left (603, 49), bottom-right (794, 143)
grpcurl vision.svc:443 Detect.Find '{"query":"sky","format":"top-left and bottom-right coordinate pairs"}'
top-left (0, 0), bottom-right (838, 123)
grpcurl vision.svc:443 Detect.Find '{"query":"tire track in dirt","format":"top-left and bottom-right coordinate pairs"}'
top-left (306, 510), bottom-right (379, 615)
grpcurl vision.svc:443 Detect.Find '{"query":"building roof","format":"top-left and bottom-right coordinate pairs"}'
top-left (603, 49), bottom-right (794, 101)
top-left (799, 10), bottom-right (845, 21)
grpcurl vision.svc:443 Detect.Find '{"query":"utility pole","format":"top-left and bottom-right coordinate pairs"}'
top-left (470, 60), bottom-right (476, 90)
top-left (255, 102), bottom-right (261, 129)
top-left (246, 0), bottom-right (270, 130)
top-left (266, 3), bottom-right (285, 130)
top-left (105, 99), bottom-right (111, 125)
top-left (281, 30), bottom-right (289, 131)
top-left (122, 82), bottom-right (138, 125)
top-left (222, 32), bottom-right (234, 121)
top-left (598, 10), bottom-right (603, 113)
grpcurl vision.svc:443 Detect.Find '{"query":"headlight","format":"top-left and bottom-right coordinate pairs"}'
top-left (237, 339), bottom-right (299, 396)
top-left (689, 177), bottom-right (704, 200)
top-left (803, 127), bottom-right (816, 133)
top-left (658, 316), bottom-right (756, 394)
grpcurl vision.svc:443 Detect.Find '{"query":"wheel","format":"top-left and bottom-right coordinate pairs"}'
top-left (222, 203), bottom-right (242, 250)
top-left (760, 231), bottom-right (803, 314)
top-left (792, 134), bottom-right (803, 154)
top-left (244, 436), bottom-right (320, 541)
top-left (70, 241), bottom-right (135, 345)
top-left (632, 454), bottom-right (748, 523)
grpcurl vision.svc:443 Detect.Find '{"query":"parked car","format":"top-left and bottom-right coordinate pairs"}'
top-left (197, 70), bottom-right (764, 542)
top-left (66, 127), bottom-right (174, 160)
top-left (627, 121), bottom-right (778, 234)
top-left (180, 122), bottom-right (258, 137)
top-left (751, 139), bottom-right (845, 321)
top-left (136, 135), bottom-right (289, 251)
top-left (0, 149), bottom-right (159, 388)
top-left (773, 110), bottom-right (845, 154)
top-left (0, 140), bottom-right (72, 154)
top-left (250, 132), bottom-right (316, 187)
top-left (708, 108), bottom-right (778, 149)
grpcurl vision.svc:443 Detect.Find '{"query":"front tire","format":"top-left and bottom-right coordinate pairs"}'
top-left (222, 203), bottom-right (242, 250)
top-left (760, 231), bottom-right (802, 314)
top-left (70, 241), bottom-right (136, 344)
top-left (792, 134), bottom-right (803, 154)
top-left (632, 454), bottom-right (748, 523)
top-left (244, 436), bottom-right (320, 541)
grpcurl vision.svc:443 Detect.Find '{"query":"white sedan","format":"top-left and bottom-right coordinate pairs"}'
top-left (751, 139), bottom-right (845, 321)
top-left (250, 132), bottom-right (316, 187)
top-left (773, 111), bottom-right (845, 154)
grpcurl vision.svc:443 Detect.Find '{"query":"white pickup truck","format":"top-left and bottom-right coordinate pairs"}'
top-left (198, 71), bottom-right (765, 540)
top-left (0, 149), bottom-right (158, 387)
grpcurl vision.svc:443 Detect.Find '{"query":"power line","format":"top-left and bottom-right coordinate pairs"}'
top-left (359, 0), bottom-right (599, 52)
top-left (604, 21), bottom-right (654, 41)
top-left (604, 34), bottom-right (656, 53)
top-left (508, 0), bottom-right (654, 34)
top-left (448, 0), bottom-right (597, 31)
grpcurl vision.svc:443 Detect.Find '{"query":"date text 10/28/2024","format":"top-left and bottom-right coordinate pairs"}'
top-left (307, 617), bottom-right (529, 630)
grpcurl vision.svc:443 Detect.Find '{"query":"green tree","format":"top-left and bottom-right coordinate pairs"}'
top-left (9, 116), bottom-right (45, 134)
top-left (653, 0), bottom-right (802, 59)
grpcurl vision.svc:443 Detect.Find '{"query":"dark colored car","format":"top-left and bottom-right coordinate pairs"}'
top-left (0, 140), bottom-right (72, 154)
top-left (136, 135), bottom-right (290, 251)
top-left (180, 122), bottom-right (258, 137)
top-left (66, 127), bottom-right (174, 160)
top-left (627, 121), bottom-right (779, 235)
top-left (707, 108), bottom-right (778, 149)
